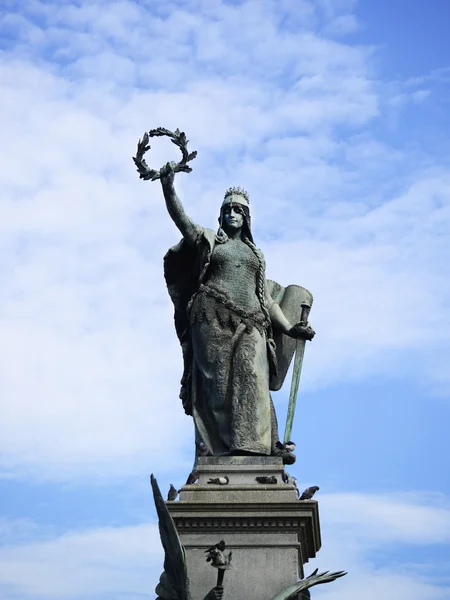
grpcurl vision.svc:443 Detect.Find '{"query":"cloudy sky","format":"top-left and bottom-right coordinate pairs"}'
top-left (1, 0), bottom-right (450, 598)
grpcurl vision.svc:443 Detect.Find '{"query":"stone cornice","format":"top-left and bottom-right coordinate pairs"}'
top-left (167, 500), bottom-right (321, 562)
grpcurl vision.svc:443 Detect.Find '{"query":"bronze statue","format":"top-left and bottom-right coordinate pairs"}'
top-left (136, 131), bottom-right (346, 600)
top-left (134, 129), bottom-right (315, 465)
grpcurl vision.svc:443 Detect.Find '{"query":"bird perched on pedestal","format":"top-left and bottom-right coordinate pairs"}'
top-left (205, 540), bottom-right (226, 554)
top-left (255, 476), bottom-right (278, 484)
top-left (196, 441), bottom-right (210, 456)
top-left (207, 476), bottom-right (229, 485)
top-left (274, 440), bottom-right (297, 465)
top-left (167, 484), bottom-right (179, 501)
top-left (276, 440), bottom-right (296, 453)
top-left (300, 485), bottom-right (320, 500)
top-left (282, 471), bottom-right (299, 496)
top-left (185, 470), bottom-right (200, 485)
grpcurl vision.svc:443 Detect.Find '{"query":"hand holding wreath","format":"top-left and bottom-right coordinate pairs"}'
top-left (159, 161), bottom-right (176, 188)
top-left (132, 128), bottom-right (197, 182)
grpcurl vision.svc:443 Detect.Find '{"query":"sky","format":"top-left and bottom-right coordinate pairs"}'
top-left (1, 0), bottom-right (450, 598)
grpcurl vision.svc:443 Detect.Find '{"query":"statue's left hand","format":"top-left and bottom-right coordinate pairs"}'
top-left (287, 322), bottom-right (315, 341)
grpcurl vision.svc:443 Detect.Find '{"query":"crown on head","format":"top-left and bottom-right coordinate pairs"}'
top-left (224, 186), bottom-right (249, 204)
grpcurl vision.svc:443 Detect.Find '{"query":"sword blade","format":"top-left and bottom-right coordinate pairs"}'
top-left (283, 339), bottom-right (306, 443)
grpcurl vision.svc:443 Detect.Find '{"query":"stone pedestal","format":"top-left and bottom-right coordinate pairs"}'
top-left (167, 457), bottom-right (321, 600)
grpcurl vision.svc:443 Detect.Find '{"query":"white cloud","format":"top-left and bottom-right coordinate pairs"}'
top-left (318, 492), bottom-right (450, 545)
top-left (312, 493), bottom-right (450, 600)
top-left (0, 520), bottom-right (160, 599)
top-left (321, 14), bottom-right (361, 36)
top-left (260, 170), bottom-right (450, 391)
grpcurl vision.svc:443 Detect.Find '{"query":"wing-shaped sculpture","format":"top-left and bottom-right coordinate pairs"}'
top-left (151, 474), bottom-right (191, 600)
top-left (269, 568), bottom-right (347, 600)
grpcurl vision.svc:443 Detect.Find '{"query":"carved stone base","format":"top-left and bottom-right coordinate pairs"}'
top-left (167, 457), bottom-right (321, 600)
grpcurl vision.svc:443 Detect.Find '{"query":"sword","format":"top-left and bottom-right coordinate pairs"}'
top-left (283, 301), bottom-right (311, 444)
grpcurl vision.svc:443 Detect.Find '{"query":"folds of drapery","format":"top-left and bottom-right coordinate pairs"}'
top-left (163, 229), bottom-right (313, 413)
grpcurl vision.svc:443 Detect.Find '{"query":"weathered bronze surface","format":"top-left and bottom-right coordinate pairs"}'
top-left (161, 165), bottom-right (314, 463)
top-left (134, 129), bottom-right (314, 464)
top-left (136, 131), bottom-right (346, 600)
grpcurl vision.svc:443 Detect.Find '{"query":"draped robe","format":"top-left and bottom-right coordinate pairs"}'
top-left (164, 227), bottom-right (312, 457)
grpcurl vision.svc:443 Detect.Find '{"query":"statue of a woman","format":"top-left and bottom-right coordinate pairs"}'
top-left (161, 163), bottom-right (314, 464)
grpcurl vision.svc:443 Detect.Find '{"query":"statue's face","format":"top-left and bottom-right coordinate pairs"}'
top-left (222, 201), bottom-right (245, 232)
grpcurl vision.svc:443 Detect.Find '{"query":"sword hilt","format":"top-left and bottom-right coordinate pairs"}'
top-left (300, 301), bottom-right (311, 325)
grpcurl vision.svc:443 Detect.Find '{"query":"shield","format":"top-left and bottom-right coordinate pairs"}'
top-left (267, 280), bottom-right (313, 391)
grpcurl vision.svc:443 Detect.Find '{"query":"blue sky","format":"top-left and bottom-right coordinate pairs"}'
top-left (1, 0), bottom-right (450, 598)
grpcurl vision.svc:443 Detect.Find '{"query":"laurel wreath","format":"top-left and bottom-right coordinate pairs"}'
top-left (132, 127), bottom-right (197, 181)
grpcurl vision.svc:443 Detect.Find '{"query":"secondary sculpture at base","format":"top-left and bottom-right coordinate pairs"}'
top-left (151, 474), bottom-right (346, 600)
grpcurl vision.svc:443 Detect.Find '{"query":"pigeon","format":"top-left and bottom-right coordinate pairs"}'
top-left (276, 440), bottom-right (296, 453)
top-left (299, 485), bottom-right (320, 500)
top-left (255, 476), bottom-right (278, 484)
top-left (206, 548), bottom-right (233, 568)
top-left (196, 441), bottom-right (210, 456)
top-left (205, 540), bottom-right (226, 554)
top-left (205, 541), bottom-right (232, 568)
top-left (274, 441), bottom-right (296, 464)
top-left (185, 470), bottom-right (200, 485)
top-left (167, 484), bottom-right (179, 501)
top-left (285, 440), bottom-right (296, 453)
top-left (207, 476), bottom-right (229, 485)
top-left (282, 471), bottom-right (299, 494)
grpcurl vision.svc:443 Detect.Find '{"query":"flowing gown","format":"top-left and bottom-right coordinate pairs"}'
top-left (189, 237), bottom-right (277, 456)
top-left (164, 226), bottom-right (310, 459)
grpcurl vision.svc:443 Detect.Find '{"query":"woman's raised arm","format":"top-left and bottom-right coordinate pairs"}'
top-left (160, 162), bottom-right (201, 246)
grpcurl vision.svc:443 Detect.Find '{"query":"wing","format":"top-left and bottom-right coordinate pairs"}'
top-left (269, 569), bottom-right (347, 600)
top-left (151, 474), bottom-right (191, 600)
